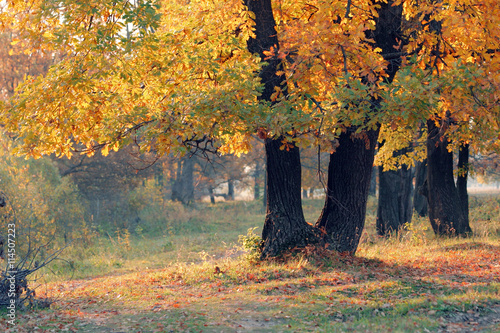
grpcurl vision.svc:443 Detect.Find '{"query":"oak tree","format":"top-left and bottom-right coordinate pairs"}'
top-left (2, 0), bottom-right (500, 255)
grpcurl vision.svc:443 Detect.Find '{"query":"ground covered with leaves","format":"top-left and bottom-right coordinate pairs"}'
top-left (1, 199), bottom-right (500, 332)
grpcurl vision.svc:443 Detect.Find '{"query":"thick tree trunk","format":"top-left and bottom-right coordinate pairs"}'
top-left (245, 0), bottom-right (318, 257)
top-left (317, 0), bottom-right (403, 253)
top-left (413, 160), bottom-right (428, 217)
top-left (316, 129), bottom-right (379, 254)
top-left (171, 155), bottom-right (195, 205)
top-left (377, 164), bottom-right (413, 235)
top-left (261, 138), bottom-right (317, 257)
top-left (426, 120), bottom-right (472, 235)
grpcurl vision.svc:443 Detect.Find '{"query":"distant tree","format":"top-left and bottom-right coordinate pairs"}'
top-left (239, 139), bottom-right (265, 203)
top-left (300, 147), bottom-right (329, 200)
top-left (377, 147), bottom-right (413, 236)
top-left (471, 153), bottom-right (500, 185)
top-left (171, 154), bottom-right (195, 205)
top-left (413, 160), bottom-right (428, 217)
top-left (55, 146), bottom-right (154, 230)
top-left (196, 152), bottom-right (253, 202)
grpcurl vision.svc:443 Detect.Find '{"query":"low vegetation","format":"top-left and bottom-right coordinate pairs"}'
top-left (0, 196), bottom-right (498, 332)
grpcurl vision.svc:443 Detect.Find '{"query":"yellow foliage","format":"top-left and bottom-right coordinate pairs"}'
top-left (0, 0), bottom-right (499, 159)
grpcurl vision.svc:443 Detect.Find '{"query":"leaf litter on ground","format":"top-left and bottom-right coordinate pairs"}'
top-left (2, 237), bottom-right (499, 333)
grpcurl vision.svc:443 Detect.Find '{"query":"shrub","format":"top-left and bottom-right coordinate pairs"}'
top-left (238, 227), bottom-right (263, 263)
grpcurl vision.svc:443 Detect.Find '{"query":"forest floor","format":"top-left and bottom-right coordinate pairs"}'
top-left (1, 197), bottom-right (500, 332)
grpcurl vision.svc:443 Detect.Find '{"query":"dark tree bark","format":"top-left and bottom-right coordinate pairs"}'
top-left (171, 155), bottom-right (195, 205)
top-left (261, 138), bottom-right (318, 257)
top-left (316, 0), bottom-right (403, 253)
top-left (426, 120), bottom-right (472, 235)
top-left (262, 156), bottom-right (267, 210)
top-left (316, 129), bottom-right (379, 253)
top-left (413, 159), bottom-right (428, 217)
top-left (377, 164), bottom-right (413, 235)
top-left (244, 0), bottom-right (318, 257)
top-left (421, 0), bottom-right (470, 236)
top-left (377, 144), bottom-right (414, 235)
top-left (457, 143), bottom-right (470, 226)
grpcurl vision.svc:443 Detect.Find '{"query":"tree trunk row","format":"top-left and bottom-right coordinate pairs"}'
top-left (377, 163), bottom-right (413, 235)
top-left (426, 120), bottom-right (471, 235)
top-left (246, 0), bottom-right (471, 258)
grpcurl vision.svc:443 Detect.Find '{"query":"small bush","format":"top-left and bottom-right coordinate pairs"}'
top-left (238, 227), bottom-right (262, 263)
